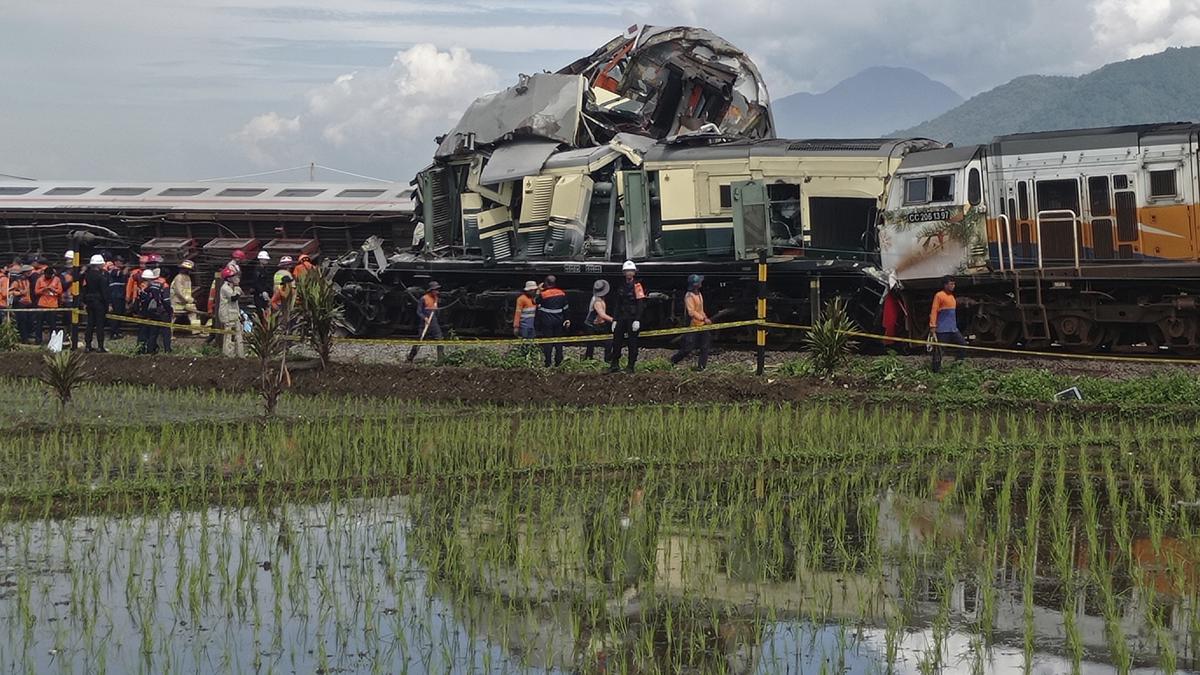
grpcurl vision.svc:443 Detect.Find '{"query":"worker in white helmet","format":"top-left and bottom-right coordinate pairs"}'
top-left (608, 260), bottom-right (647, 373)
top-left (81, 254), bottom-right (109, 352)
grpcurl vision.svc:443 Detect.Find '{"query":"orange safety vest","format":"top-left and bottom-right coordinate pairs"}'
top-left (35, 275), bottom-right (63, 309)
top-left (11, 277), bottom-right (31, 306)
top-left (293, 260), bottom-right (315, 279)
top-left (684, 291), bottom-right (707, 327)
top-left (125, 268), bottom-right (143, 305)
top-left (513, 293), bottom-right (536, 329)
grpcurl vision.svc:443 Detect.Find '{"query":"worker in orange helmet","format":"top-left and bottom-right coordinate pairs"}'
top-left (292, 253), bottom-right (316, 280)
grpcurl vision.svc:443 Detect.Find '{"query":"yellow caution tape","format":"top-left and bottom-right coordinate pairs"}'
top-left (760, 321), bottom-right (1200, 366)
top-left (339, 319), bottom-right (763, 348)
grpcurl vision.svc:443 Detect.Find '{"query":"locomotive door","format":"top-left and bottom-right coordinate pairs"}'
top-left (731, 180), bottom-right (773, 260)
top-left (1033, 178), bottom-right (1082, 266)
top-left (1085, 176), bottom-right (1116, 262)
top-left (1005, 179), bottom-right (1034, 266)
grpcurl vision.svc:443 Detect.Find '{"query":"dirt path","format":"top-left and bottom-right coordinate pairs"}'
top-left (0, 352), bottom-right (825, 406)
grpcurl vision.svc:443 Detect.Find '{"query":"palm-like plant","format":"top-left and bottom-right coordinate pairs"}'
top-left (295, 273), bottom-right (345, 369)
top-left (804, 297), bottom-right (858, 377)
top-left (39, 350), bottom-right (89, 408)
top-left (246, 306), bottom-right (291, 416)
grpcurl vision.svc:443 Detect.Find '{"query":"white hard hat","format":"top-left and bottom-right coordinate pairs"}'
top-left (524, 280), bottom-right (538, 292)
top-left (622, 260), bottom-right (637, 272)
top-left (280, 256), bottom-right (294, 265)
top-left (64, 250), bottom-right (75, 260)
top-left (141, 269), bottom-right (158, 280)
top-left (89, 254), bottom-right (105, 265)
top-left (257, 250), bottom-right (270, 261)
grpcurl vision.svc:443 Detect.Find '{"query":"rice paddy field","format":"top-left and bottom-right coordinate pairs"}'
top-left (3, 375), bottom-right (1200, 674)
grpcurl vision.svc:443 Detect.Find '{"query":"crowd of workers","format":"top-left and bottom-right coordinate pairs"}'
top-left (2, 245), bottom-right (966, 372)
top-left (0, 249), bottom-right (317, 356)
top-left (406, 260), bottom-right (714, 373)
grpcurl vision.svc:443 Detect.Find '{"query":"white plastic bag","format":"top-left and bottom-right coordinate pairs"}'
top-left (47, 330), bottom-right (64, 353)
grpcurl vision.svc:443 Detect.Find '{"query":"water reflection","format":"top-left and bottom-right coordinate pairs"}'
top-left (0, 469), bottom-right (1197, 674)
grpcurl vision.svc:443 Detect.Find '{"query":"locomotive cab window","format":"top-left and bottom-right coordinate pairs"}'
top-left (967, 168), bottom-right (982, 206)
top-left (1149, 169), bottom-right (1178, 199)
top-left (904, 177), bottom-right (927, 204)
top-left (930, 174), bottom-right (954, 203)
top-left (719, 184), bottom-right (732, 209)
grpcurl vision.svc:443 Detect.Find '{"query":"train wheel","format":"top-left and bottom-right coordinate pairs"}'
top-left (972, 312), bottom-right (1018, 347)
top-left (1156, 317), bottom-right (1200, 356)
top-left (1053, 316), bottom-right (1104, 352)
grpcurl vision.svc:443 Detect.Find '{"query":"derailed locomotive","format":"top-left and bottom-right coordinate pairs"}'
top-left (332, 25), bottom-right (940, 339)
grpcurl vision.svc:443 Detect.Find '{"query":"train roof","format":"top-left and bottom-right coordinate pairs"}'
top-left (990, 122), bottom-right (1200, 155)
top-left (643, 137), bottom-right (942, 163)
top-left (895, 145), bottom-right (983, 174)
top-left (0, 181), bottom-right (415, 214)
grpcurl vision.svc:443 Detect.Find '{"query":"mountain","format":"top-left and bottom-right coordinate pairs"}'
top-left (897, 47), bottom-right (1200, 143)
top-left (772, 67), bottom-right (963, 138)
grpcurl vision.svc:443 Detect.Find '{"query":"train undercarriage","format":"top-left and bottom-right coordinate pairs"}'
top-left (901, 264), bottom-right (1200, 355)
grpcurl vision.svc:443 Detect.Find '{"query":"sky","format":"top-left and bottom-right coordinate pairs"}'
top-left (2, 0), bottom-right (1199, 183)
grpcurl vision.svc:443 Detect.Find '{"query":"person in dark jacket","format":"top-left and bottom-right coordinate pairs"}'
top-left (134, 269), bottom-right (172, 354)
top-left (106, 257), bottom-right (127, 339)
top-left (608, 260), bottom-right (647, 373)
top-left (535, 275), bottom-right (570, 367)
top-left (81, 254), bottom-right (109, 352)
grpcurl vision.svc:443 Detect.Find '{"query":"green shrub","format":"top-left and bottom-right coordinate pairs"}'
top-left (0, 319), bottom-right (19, 352)
top-left (804, 298), bottom-right (857, 377)
top-left (295, 273), bottom-right (345, 369)
top-left (39, 350), bottom-right (89, 407)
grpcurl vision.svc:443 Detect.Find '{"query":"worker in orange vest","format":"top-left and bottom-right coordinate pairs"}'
top-left (292, 253), bottom-right (316, 280)
top-left (34, 265), bottom-right (64, 344)
top-left (535, 275), bottom-right (570, 367)
top-left (11, 264), bottom-right (33, 343)
top-left (513, 280), bottom-right (537, 338)
top-left (670, 274), bottom-right (713, 371)
top-left (405, 281), bottom-right (444, 363)
top-left (930, 275), bottom-right (967, 373)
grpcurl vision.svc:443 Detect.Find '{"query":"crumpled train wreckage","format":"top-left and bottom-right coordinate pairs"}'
top-left (413, 25), bottom-right (775, 261)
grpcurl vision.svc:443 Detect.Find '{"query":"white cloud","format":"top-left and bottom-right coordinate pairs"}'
top-left (1093, 0), bottom-right (1200, 59)
top-left (234, 43), bottom-right (500, 170)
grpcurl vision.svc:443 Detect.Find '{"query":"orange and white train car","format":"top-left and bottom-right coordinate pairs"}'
top-left (880, 123), bottom-right (1200, 353)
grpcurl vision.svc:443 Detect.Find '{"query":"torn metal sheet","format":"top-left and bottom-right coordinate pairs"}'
top-left (479, 139), bottom-right (561, 185)
top-left (436, 74), bottom-right (585, 159)
top-left (436, 25), bottom-right (774, 162)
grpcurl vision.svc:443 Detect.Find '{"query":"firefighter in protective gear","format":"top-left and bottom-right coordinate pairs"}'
top-left (609, 260), bottom-right (646, 373)
top-left (274, 256), bottom-right (294, 292)
top-left (670, 274), bottom-right (713, 370)
top-left (171, 261), bottom-right (199, 332)
top-left (218, 268), bottom-right (245, 358)
top-left (536, 275), bottom-right (570, 367)
top-left (406, 281), bottom-right (444, 363)
top-left (513, 280), bottom-right (537, 338)
top-left (271, 274), bottom-right (295, 314)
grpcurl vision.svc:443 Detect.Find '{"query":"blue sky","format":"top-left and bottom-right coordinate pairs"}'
top-left (2, 0), bottom-right (1197, 182)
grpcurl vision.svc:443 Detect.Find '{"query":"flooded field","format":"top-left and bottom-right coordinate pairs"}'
top-left (4, 437), bottom-right (1200, 673)
top-left (2, 377), bottom-right (1200, 673)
